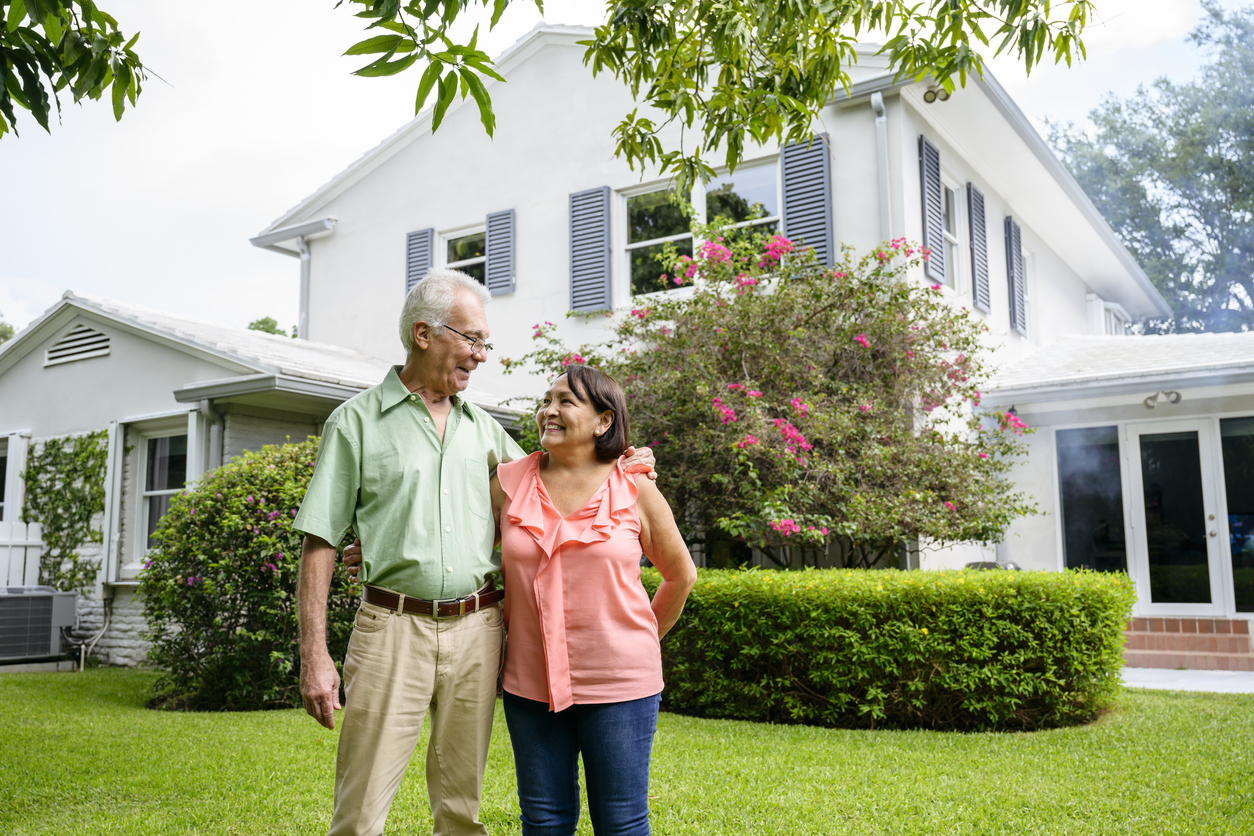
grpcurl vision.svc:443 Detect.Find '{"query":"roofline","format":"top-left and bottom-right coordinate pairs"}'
top-left (0, 292), bottom-right (262, 379)
top-left (971, 72), bottom-right (1171, 318)
top-left (173, 373), bottom-right (365, 404)
top-left (254, 25), bottom-right (594, 239)
top-left (984, 366), bottom-right (1254, 405)
top-left (250, 217), bottom-right (338, 257)
top-left (834, 67), bottom-right (1173, 320)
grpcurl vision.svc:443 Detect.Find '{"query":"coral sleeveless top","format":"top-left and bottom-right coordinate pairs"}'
top-left (497, 452), bottom-right (662, 711)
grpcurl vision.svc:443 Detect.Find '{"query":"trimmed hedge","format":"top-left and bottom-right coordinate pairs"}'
top-left (141, 438), bottom-right (358, 711)
top-left (644, 567), bottom-right (1135, 731)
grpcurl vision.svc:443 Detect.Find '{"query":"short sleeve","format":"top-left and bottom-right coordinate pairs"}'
top-left (293, 412), bottom-right (361, 545)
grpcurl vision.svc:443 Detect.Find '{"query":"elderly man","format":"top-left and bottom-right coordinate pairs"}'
top-left (294, 268), bottom-right (650, 836)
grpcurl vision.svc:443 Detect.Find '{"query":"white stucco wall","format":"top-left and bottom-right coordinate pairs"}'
top-left (222, 408), bottom-right (319, 462)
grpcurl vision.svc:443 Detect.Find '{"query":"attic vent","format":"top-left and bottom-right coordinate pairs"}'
top-left (44, 324), bottom-right (110, 367)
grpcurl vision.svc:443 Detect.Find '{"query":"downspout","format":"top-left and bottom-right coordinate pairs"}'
top-left (871, 92), bottom-right (893, 242)
top-left (295, 236), bottom-right (311, 340)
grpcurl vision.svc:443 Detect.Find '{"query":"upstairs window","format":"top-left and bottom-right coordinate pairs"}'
top-left (941, 181), bottom-right (961, 289)
top-left (627, 188), bottom-right (693, 296)
top-left (705, 163), bottom-right (780, 240)
top-left (445, 229), bottom-right (487, 284)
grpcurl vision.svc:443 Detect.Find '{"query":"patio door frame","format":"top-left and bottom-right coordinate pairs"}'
top-left (1124, 417), bottom-right (1232, 617)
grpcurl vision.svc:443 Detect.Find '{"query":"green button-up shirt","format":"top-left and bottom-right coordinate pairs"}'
top-left (294, 366), bottom-right (525, 600)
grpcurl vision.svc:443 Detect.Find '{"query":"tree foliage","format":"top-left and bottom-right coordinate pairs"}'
top-left (0, 314), bottom-right (14, 345)
top-left (502, 224), bottom-right (1035, 568)
top-left (21, 430), bottom-right (108, 592)
top-left (1050, 1), bottom-right (1254, 333)
top-left (0, 0), bottom-right (145, 138)
top-left (344, 0), bottom-right (1094, 187)
top-left (247, 316), bottom-right (296, 338)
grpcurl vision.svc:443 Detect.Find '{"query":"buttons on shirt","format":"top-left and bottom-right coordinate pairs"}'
top-left (446, 567), bottom-right (453, 573)
top-left (445, 527), bottom-right (451, 533)
top-left (408, 394), bottom-right (417, 402)
top-left (443, 489), bottom-right (448, 495)
top-left (424, 417), bottom-right (430, 423)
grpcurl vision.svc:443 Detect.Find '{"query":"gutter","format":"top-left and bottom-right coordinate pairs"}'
top-left (984, 367), bottom-right (1254, 406)
top-left (173, 373), bottom-right (368, 405)
top-left (249, 218), bottom-right (337, 341)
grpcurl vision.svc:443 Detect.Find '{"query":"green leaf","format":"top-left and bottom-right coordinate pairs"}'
top-left (111, 61), bottom-right (128, 120)
top-left (414, 61), bottom-right (441, 112)
top-left (430, 70), bottom-right (457, 131)
top-left (461, 67), bottom-right (494, 136)
top-left (462, 59), bottom-right (504, 83)
top-left (6, 0), bottom-right (27, 33)
top-left (344, 33), bottom-right (413, 55)
top-left (355, 51), bottom-right (419, 77)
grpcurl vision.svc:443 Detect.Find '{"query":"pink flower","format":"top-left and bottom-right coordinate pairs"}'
top-left (560, 353), bottom-right (587, 367)
top-left (711, 397), bottom-right (738, 424)
top-left (821, 527), bottom-right (828, 536)
top-left (854, 334), bottom-right (870, 349)
top-left (943, 501), bottom-right (956, 511)
top-left (770, 519), bottom-right (802, 536)
top-left (931, 283), bottom-right (941, 291)
top-left (736, 434), bottom-right (759, 449)
top-left (747, 390), bottom-right (763, 398)
top-left (772, 418), bottom-right (813, 456)
top-left (978, 452), bottom-right (989, 459)
top-left (727, 383), bottom-right (746, 392)
top-left (758, 234), bottom-right (794, 266)
top-left (734, 273), bottom-right (759, 294)
top-left (790, 398), bottom-right (810, 417)
top-left (859, 402), bottom-right (873, 413)
top-left (700, 240), bottom-right (733, 264)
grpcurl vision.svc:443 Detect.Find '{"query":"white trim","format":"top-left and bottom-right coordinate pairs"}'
top-left (98, 421), bottom-right (124, 593)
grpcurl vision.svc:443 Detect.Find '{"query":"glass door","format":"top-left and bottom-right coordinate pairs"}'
top-left (1126, 419), bottom-right (1224, 615)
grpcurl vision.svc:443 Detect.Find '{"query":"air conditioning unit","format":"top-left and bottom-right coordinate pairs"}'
top-left (0, 586), bottom-right (77, 662)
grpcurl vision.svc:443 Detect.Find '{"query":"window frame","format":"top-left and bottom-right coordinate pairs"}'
top-left (939, 172), bottom-right (965, 292)
top-left (440, 223), bottom-right (488, 284)
top-left (620, 157), bottom-right (782, 300)
top-left (124, 416), bottom-right (191, 577)
top-left (0, 442), bottom-right (7, 524)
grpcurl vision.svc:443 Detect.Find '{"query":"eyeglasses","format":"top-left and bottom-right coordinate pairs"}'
top-left (443, 324), bottom-right (493, 354)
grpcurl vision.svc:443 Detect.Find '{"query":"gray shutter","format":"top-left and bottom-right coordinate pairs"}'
top-left (1004, 216), bottom-right (1026, 336)
top-left (569, 187), bottom-right (611, 311)
top-left (485, 209), bottom-right (516, 296)
top-left (967, 183), bottom-right (990, 313)
top-left (405, 228), bottom-right (434, 294)
top-left (781, 133), bottom-right (834, 267)
top-left (919, 135), bottom-right (944, 283)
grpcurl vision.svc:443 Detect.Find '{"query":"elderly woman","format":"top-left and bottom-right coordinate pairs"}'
top-left (494, 364), bottom-right (695, 836)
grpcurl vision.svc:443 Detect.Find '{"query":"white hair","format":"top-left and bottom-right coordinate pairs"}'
top-left (399, 268), bottom-right (491, 355)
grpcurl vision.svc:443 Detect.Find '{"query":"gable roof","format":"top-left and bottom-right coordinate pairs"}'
top-left (0, 291), bottom-right (391, 392)
top-left (985, 332), bottom-right (1254, 404)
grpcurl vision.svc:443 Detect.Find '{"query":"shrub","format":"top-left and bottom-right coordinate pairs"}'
top-left (141, 438), bottom-right (357, 711)
top-left (645, 567), bottom-right (1136, 731)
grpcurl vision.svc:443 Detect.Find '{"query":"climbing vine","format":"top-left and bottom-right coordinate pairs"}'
top-left (22, 430), bottom-right (109, 592)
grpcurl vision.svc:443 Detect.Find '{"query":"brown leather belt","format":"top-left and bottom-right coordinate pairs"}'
top-left (363, 584), bottom-right (503, 619)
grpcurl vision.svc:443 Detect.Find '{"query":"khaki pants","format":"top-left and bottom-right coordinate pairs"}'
top-left (328, 598), bottom-right (504, 836)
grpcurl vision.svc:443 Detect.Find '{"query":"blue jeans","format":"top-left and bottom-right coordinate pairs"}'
top-left (502, 691), bottom-right (661, 836)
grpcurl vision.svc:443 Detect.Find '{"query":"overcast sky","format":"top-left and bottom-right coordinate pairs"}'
top-left (0, 0), bottom-right (1234, 335)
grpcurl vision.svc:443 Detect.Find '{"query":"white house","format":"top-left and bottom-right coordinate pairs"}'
top-left (4, 24), bottom-right (1244, 669)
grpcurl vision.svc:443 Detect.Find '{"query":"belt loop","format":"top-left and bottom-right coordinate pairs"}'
top-left (396, 592), bottom-right (406, 615)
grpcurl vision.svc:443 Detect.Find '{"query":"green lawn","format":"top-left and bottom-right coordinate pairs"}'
top-left (1, 669), bottom-right (1251, 835)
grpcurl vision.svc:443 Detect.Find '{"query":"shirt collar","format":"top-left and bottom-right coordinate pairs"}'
top-left (380, 365), bottom-right (475, 418)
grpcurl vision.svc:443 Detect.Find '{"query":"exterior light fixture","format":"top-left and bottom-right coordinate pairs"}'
top-left (923, 86), bottom-right (950, 104)
top-left (1143, 391), bottom-right (1182, 409)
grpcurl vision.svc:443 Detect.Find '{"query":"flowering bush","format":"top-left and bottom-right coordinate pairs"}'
top-left (504, 223), bottom-right (1034, 567)
top-left (141, 438), bottom-right (358, 710)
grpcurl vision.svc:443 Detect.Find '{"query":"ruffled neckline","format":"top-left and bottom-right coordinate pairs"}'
top-left (498, 451), bottom-right (639, 560)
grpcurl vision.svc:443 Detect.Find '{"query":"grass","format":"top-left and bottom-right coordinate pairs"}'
top-left (1, 669), bottom-right (1251, 835)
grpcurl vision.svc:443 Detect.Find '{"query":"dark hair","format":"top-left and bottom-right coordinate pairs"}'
top-left (561, 365), bottom-right (631, 462)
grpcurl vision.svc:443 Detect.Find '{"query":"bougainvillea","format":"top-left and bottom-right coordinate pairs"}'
top-left (503, 223), bottom-right (1034, 568)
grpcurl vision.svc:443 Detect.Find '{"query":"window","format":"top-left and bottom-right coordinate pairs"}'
top-left (626, 187), bottom-right (693, 296)
top-left (0, 452), bottom-right (6, 522)
top-left (941, 181), bottom-right (961, 289)
top-left (141, 434), bottom-right (187, 550)
top-left (444, 229), bottom-right (486, 284)
top-left (705, 163), bottom-right (780, 239)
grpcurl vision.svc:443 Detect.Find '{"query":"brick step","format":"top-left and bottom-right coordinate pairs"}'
top-left (1124, 649), bottom-right (1254, 672)
top-left (1124, 632), bottom-right (1252, 654)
